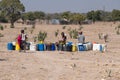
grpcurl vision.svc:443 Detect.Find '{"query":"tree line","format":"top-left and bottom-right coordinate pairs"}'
top-left (0, 0), bottom-right (120, 28)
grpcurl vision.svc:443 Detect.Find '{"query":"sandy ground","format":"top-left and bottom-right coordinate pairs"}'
top-left (0, 22), bottom-right (120, 80)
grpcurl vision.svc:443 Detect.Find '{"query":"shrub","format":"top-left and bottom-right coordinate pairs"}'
top-left (38, 31), bottom-right (47, 41)
top-left (0, 25), bottom-right (4, 30)
top-left (62, 26), bottom-right (66, 29)
top-left (69, 29), bottom-right (78, 39)
top-left (0, 33), bottom-right (4, 37)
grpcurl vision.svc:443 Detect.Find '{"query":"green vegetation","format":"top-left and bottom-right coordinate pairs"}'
top-left (69, 29), bottom-right (78, 39)
top-left (0, 0), bottom-right (25, 28)
top-left (0, 33), bottom-right (4, 37)
top-left (0, 25), bottom-right (4, 30)
top-left (62, 26), bottom-right (66, 29)
top-left (0, 0), bottom-right (120, 26)
top-left (55, 29), bottom-right (59, 37)
top-left (38, 31), bottom-right (47, 41)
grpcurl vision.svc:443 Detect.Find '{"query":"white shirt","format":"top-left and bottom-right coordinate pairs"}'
top-left (21, 33), bottom-right (26, 41)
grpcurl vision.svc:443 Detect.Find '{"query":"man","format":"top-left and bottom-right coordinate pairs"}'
top-left (78, 31), bottom-right (85, 43)
top-left (20, 30), bottom-right (27, 52)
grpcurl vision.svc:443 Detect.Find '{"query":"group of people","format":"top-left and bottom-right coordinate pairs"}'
top-left (56, 31), bottom-right (85, 51)
top-left (17, 29), bottom-right (85, 52)
top-left (59, 31), bottom-right (85, 44)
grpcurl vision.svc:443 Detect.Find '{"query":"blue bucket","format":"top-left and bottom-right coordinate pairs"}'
top-left (7, 42), bottom-right (13, 50)
top-left (51, 43), bottom-right (56, 51)
top-left (67, 42), bottom-right (73, 46)
top-left (38, 44), bottom-right (44, 51)
top-left (78, 44), bottom-right (85, 51)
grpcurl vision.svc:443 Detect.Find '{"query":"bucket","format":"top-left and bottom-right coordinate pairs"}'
top-left (50, 43), bottom-right (56, 51)
top-left (30, 44), bottom-right (36, 51)
top-left (38, 44), bottom-right (44, 51)
top-left (7, 42), bottom-right (13, 50)
top-left (66, 44), bottom-right (72, 51)
top-left (77, 43), bottom-right (85, 51)
top-left (66, 42), bottom-right (73, 46)
top-left (15, 43), bottom-right (20, 50)
top-left (45, 44), bottom-right (51, 51)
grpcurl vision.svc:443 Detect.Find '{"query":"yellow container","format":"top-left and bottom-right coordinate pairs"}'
top-left (15, 43), bottom-right (20, 50)
top-left (39, 41), bottom-right (43, 44)
top-left (72, 45), bottom-right (77, 52)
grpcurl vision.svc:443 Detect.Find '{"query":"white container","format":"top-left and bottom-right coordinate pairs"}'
top-left (30, 44), bottom-right (36, 51)
top-left (100, 44), bottom-right (107, 52)
top-left (87, 42), bottom-right (93, 50)
top-left (93, 44), bottom-right (101, 51)
top-left (12, 42), bottom-right (16, 46)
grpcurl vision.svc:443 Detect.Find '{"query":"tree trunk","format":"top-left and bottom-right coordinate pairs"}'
top-left (10, 21), bottom-right (15, 28)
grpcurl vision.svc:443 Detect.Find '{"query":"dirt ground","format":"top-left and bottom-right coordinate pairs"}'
top-left (0, 22), bottom-right (120, 80)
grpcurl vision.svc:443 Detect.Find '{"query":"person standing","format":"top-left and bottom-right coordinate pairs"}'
top-left (20, 30), bottom-right (27, 52)
top-left (78, 31), bottom-right (85, 44)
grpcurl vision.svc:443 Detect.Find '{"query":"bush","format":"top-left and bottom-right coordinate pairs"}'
top-left (62, 26), bottom-right (66, 29)
top-left (115, 24), bottom-right (120, 35)
top-left (0, 33), bottom-right (4, 37)
top-left (69, 29), bottom-right (78, 39)
top-left (55, 29), bottom-right (59, 37)
top-left (38, 31), bottom-right (47, 41)
top-left (0, 25), bottom-right (4, 30)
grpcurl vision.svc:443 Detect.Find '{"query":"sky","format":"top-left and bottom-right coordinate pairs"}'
top-left (20, 0), bottom-right (120, 13)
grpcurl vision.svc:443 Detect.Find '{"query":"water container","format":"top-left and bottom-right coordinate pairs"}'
top-left (87, 42), bottom-right (93, 50)
top-left (38, 44), bottom-right (44, 51)
top-left (83, 44), bottom-right (88, 51)
top-left (50, 43), bottom-right (56, 51)
top-left (15, 43), bottom-right (20, 50)
top-left (66, 42), bottom-right (73, 46)
top-left (36, 44), bottom-right (39, 51)
top-left (66, 43), bottom-right (72, 51)
top-left (93, 44), bottom-right (101, 51)
top-left (39, 41), bottom-right (43, 44)
top-left (30, 44), bottom-right (36, 51)
top-left (72, 44), bottom-right (77, 52)
top-left (7, 42), bottom-right (13, 50)
top-left (100, 44), bottom-right (106, 52)
top-left (83, 42), bottom-right (93, 51)
top-left (77, 43), bottom-right (85, 51)
top-left (12, 42), bottom-right (16, 46)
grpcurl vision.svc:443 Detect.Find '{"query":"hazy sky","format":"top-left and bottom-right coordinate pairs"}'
top-left (20, 0), bottom-right (120, 13)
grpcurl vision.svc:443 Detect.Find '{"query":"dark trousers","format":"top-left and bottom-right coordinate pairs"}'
top-left (21, 40), bottom-right (26, 50)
